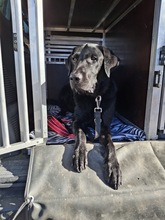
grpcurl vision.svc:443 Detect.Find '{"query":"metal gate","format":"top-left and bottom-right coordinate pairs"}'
top-left (0, 0), bottom-right (47, 155)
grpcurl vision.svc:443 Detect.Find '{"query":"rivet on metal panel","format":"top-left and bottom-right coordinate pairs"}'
top-left (13, 33), bottom-right (18, 51)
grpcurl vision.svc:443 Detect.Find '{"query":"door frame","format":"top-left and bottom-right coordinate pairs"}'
top-left (144, 0), bottom-right (165, 139)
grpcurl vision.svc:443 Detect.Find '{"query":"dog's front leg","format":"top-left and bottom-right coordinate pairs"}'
top-left (101, 128), bottom-right (122, 190)
top-left (73, 122), bottom-right (87, 172)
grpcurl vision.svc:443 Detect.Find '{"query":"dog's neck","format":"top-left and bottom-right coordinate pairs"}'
top-left (95, 78), bottom-right (110, 96)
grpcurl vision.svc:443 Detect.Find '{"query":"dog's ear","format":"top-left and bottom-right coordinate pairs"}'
top-left (66, 45), bottom-right (82, 75)
top-left (100, 46), bottom-right (119, 77)
top-left (66, 54), bottom-right (73, 75)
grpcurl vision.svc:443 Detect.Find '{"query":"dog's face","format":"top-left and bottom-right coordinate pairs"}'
top-left (67, 43), bottom-right (118, 94)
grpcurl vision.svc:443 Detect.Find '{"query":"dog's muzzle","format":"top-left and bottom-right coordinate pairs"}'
top-left (69, 72), bottom-right (95, 94)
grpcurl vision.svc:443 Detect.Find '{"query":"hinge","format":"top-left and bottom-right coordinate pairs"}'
top-left (13, 33), bottom-right (18, 51)
top-left (154, 70), bottom-right (161, 88)
top-left (153, 66), bottom-right (164, 88)
top-left (159, 46), bottom-right (165, 65)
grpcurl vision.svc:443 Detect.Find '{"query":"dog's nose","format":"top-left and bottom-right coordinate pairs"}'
top-left (69, 74), bottom-right (82, 83)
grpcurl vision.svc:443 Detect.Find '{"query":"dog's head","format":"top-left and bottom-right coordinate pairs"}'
top-left (67, 43), bottom-right (119, 94)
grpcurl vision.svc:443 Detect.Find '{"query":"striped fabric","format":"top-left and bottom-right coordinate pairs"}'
top-left (46, 105), bottom-right (146, 145)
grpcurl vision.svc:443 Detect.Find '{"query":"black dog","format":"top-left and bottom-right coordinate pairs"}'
top-left (67, 43), bottom-right (122, 190)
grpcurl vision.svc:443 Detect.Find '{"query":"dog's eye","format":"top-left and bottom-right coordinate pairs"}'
top-left (72, 55), bottom-right (79, 63)
top-left (72, 57), bottom-right (77, 62)
top-left (91, 55), bottom-right (98, 62)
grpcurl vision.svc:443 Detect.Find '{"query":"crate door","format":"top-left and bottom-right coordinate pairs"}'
top-left (145, 0), bottom-right (165, 139)
top-left (0, 0), bottom-right (47, 155)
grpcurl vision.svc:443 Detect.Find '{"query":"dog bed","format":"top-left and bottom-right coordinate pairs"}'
top-left (46, 104), bottom-right (146, 145)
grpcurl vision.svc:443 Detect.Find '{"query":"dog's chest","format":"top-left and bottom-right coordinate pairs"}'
top-left (75, 95), bottom-right (104, 122)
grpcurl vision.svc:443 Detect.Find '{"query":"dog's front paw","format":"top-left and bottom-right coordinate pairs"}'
top-left (73, 145), bottom-right (87, 172)
top-left (106, 159), bottom-right (122, 190)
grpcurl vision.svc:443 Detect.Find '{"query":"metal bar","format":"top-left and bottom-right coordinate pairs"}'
top-left (67, 0), bottom-right (76, 31)
top-left (0, 40), bottom-right (10, 147)
top-left (45, 45), bottom-right (76, 49)
top-left (46, 35), bottom-right (103, 42)
top-left (105, 0), bottom-right (143, 33)
top-left (45, 40), bottom-right (102, 45)
top-left (28, 0), bottom-right (47, 139)
top-left (45, 56), bottom-right (68, 59)
top-left (10, 0), bottom-right (29, 142)
top-left (44, 26), bottom-right (104, 33)
top-left (35, 0), bottom-right (47, 139)
top-left (92, 0), bottom-right (120, 32)
top-left (102, 31), bottom-right (106, 46)
top-left (46, 62), bottom-right (66, 65)
top-left (28, 0), bottom-right (42, 138)
top-left (45, 41), bottom-right (99, 46)
top-left (45, 41), bottom-right (80, 46)
top-left (45, 48), bottom-right (73, 52)
top-left (0, 138), bottom-right (44, 155)
top-left (158, 67), bottom-right (165, 132)
top-left (158, 66), bottom-right (165, 134)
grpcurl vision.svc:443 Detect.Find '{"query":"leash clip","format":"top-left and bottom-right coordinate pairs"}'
top-left (94, 95), bottom-right (102, 112)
